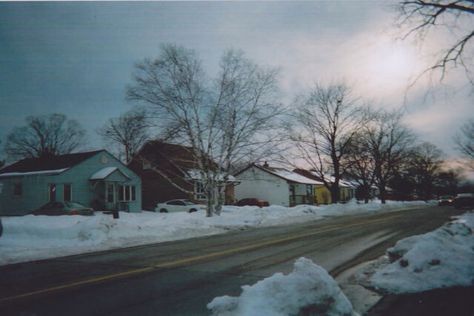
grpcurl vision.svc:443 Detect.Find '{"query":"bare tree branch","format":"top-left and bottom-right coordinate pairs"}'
top-left (5, 113), bottom-right (86, 161)
top-left (98, 108), bottom-right (151, 163)
top-left (288, 82), bottom-right (364, 203)
top-left (397, 0), bottom-right (474, 84)
top-left (454, 118), bottom-right (474, 169)
top-left (127, 44), bottom-right (283, 216)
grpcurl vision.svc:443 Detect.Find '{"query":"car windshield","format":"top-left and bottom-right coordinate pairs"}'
top-left (182, 200), bottom-right (195, 205)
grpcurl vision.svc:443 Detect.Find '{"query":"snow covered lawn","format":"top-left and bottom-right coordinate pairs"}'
top-left (0, 200), bottom-right (428, 266)
top-left (362, 212), bottom-right (474, 294)
top-left (207, 257), bottom-right (356, 316)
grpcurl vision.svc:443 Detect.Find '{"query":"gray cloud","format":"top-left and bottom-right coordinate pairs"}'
top-left (0, 1), bottom-right (471, 159)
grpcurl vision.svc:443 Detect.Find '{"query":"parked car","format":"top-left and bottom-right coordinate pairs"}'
top-left (453, 193), bottom-right (474, 209)
top-left (438, 195), bottom-right (454, 206)
top-left (155, 199), bottom-right (206, 213)
top-left (32, 201), bottom-right (94, 216)
top-left (0, 218), bottom-right (3, 237)
top-left (235, 198), bottom-right (270, 208)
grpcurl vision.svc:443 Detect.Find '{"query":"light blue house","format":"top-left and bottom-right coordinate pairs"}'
top-left (0, 150), bottom-right (141, 216)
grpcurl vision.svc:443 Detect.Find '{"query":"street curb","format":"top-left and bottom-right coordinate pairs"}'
top-left (336, 260), bottom-right (383, 315)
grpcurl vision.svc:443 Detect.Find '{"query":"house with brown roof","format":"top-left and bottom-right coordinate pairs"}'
top-left (0, 150), bottom-right (141, 215)
top-left (128, 140), bottom-right (237, 210)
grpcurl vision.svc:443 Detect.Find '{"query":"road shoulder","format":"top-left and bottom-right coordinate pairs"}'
top-left (338, 258), bottom-right (474, 316)
top-left (366, 286), bottom-right (474, 316)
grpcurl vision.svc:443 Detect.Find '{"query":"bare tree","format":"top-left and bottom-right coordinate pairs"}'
top-left (5, 113), bottom-right (86, 160)
top-left (454, 118), bottom-right (474, 169)
top-left (363, 109), bottom-right (415, 203)
top-left (127, 44), bottom-right (282, 216)
top-left (342, 131), bottom-right (377, 203)
top-left (289, 83), bottom-right (363, 203)
top-left (98, 108), bottom-right (151, 163)
top-left (397, 0), bottom-right (474, 83)
top-left (434, 168), bottom-right (463, 196)
top-left (407, 142), bottom-right (444, 200)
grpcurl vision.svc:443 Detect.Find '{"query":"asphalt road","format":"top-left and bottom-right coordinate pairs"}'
top-left (0, 205), bottom-right (465, 316)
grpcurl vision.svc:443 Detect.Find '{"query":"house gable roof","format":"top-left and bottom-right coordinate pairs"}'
top-left (130, 140), bottom-right (218, 178)
top-left (293, 169), bottom-right (354, 188)
top-left (90, 167), bottom-right (131, 181)
top-left (235, 164), bottom-right (321, 185)
top-left (0, 150), bottom-right (104, 176)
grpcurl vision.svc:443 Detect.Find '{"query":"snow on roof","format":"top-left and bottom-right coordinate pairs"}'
top-left (90, 167), bottom-right (129, 180)
top-left (0, 168), bottom-right (69, 178)
top-left (267, 168), bottom-right (323, 185)
top-left (339, 179), bottom-right (356, 188)
top-left (186, 169), bottom-right (237, 182)
top-left (306, 171), bottom-right (354, 188)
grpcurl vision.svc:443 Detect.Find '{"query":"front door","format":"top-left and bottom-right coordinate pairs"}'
top-left (105, 183), bottom-right (116, 210)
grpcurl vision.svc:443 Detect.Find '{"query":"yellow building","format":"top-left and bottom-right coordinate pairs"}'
top-left (293, 169), bottom-right (356, 205)
top-left (315, 184), bottom-right (332, 204)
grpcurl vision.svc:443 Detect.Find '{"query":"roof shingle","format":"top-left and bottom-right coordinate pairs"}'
top-left (0, 150), bottom-right (103, 174)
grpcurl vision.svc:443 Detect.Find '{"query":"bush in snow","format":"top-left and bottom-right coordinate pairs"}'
top-left (207, 257), bottom-right (355, 316)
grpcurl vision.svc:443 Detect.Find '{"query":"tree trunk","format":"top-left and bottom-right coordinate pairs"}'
top-left (331, 184), bottom-right (340, 204)
top-left (215, 185), bottom-right (225, 216)
top-left (379, 184), bottom-right (387, 204)
top-left (363, 184), bottom-right (370, 203)
top-left (206, 187), bottom-right (214, 217)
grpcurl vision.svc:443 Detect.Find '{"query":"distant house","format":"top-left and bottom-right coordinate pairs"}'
top-left (293, 169), bottom-right (356, 204)
top-left (128, 140), bottom-right (237, 210)
top-left (234, 163), bottom-right (322, 207)
top-left (0, 150), bottom-right (141, 215)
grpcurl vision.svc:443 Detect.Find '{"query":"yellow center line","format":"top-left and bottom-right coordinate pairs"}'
top-left (0, 210), bottom-right (412, 305)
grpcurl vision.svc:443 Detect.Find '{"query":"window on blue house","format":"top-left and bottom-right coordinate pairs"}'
top-left (118, 185), bottom-right (136, 202)
top-left (131, 186), bottom-right (136, 201)
top-left (64, 184), bottom-right (72, 202)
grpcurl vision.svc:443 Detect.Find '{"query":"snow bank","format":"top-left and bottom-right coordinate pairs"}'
top-left (207, 257), bottom-right (355, 316)
top-left (0, 211), bottom-right (224, 265)
top-left (368, 212), bottom-right (474, 294)
top-left (0, 200), bottom-right (428, 266)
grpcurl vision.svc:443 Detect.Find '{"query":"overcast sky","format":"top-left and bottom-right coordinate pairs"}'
top-left (0, 1), bottom-right (472, 162)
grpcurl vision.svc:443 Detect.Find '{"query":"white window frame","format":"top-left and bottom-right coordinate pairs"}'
top-left (194, 182), bottom-right (206, 200)
top-left (118, 185), bottom-right (136, 202)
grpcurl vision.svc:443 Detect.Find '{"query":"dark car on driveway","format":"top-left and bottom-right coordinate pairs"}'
top-left (32, 201), bottom-right (94, 216)
top-left (453, 193), bottom-right (474, 209)
top-left (235, 198), bottom-right (270, 208)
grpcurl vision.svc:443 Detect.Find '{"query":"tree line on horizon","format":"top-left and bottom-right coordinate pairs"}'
top-left (2, 1), bottom-right (474, 215)
top-left (1, 46), bottom-right (473, 215)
